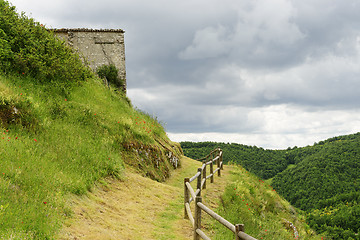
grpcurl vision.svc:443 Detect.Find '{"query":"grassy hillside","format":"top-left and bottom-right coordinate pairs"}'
top-left (181, 134), bottom-right (360, 239)
top-left (0, 1), bottom-right (181, 238)
top-left (209, 164), bottom-right (321, 240)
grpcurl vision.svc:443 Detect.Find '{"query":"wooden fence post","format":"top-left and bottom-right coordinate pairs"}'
top-left (194, 196), bottom-right (202, 240)
top-left (220, 150), bottom-right (224, 170)
top-left (184, 177), bottom-right (190, 219)
top-left (217, 154), bottom-right (221, 177)
top-left (235, 224), bottom-right (245, 240)
top-left (210, 159), bottom-right (214, 183)
top-left (202, 160), bottom-right (206, 189)
top-left (196, 168), bottom-right (202, 196)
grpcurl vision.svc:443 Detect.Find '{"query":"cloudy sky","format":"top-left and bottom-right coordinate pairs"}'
top-left (8, 0), bottom-right (360, 149)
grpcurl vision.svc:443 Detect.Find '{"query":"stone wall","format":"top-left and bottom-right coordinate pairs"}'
top-left (53, 28), bottom-right (126, 92)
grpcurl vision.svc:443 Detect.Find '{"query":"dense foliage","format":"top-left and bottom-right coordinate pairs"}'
top-left (273, 139), bottom-right (360, 210)
top-left (96, 64), bottom-right (124, 89)
top-left (306, 192), bottom-right (360, 240)
top-left (182, 134), bottom-right (360, 239)
top-left (0, 0), bottom-right (92, 86)
top-left (181, 141), bottom-right (287, 179)
top-left (272, 133), bottom-right (360, 239)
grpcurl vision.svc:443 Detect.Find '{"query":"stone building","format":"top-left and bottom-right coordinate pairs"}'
top-left (53, 28), bottom-right (126, 92)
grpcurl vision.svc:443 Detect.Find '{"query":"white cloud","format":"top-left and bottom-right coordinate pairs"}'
top-left (169, 105), bottom-right (360, 149)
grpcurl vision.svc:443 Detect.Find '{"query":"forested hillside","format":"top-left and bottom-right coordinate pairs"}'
top-left (272, 133), bottom-right (360, 239)
top-left (181, 134), bottom-right (360, 239)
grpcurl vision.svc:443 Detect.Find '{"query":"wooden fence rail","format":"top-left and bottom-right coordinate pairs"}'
top-left (184, 148), bottom-right (258, 240)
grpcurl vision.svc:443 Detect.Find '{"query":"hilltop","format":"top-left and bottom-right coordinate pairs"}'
top-left (0, 1), bottom-right (181, 238)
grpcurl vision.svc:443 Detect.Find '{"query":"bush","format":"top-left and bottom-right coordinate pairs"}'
top-left (96, 64), bottom-right (124, 89)
top-left (0, 29), bottom-right (12, 70)
top-left (0, 0), bottom-right (92, 86)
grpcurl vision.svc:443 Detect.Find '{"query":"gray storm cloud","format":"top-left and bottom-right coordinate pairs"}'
top-left (9, 0), bottom-right (360, 148)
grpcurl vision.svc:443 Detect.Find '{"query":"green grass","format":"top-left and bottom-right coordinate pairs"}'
top-left (153, 201), bottom-right (181, 240)
top-left (0, 2), bottom-right (182, 237)
top-left (210, 164), bottom-right (323, 240)
top-left (0, 73), bottom-right (178, 239)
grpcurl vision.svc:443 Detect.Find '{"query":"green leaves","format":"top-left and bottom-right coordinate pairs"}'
top-left (0, 0), bottom-right (92, 86)
top-left (271, 134), bottom-right (360, 239)
top-left (0, 29), bottom-right (12, 70)
top-left (96, 64), bottom-right (124, 89)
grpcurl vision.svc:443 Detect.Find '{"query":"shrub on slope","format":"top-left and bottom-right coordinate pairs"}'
top-left (0, 0), bottom-right (92, 86)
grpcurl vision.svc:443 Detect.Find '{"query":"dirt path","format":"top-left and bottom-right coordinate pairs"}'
top-left (58, 156), bottom-right (234, 240)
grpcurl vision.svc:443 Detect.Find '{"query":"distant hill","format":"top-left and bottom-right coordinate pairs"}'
top-left (181, 141), bottom-right (287, 179)
top-left (272, 133), bottom-right (360, 239)
top-left (273, 133), bottom-right (360, 210)
top-left (181, 133), bottom-right (360, 239)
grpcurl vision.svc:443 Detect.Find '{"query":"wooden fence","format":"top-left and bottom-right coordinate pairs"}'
top-left (184, 148), bottom-right (258, 240)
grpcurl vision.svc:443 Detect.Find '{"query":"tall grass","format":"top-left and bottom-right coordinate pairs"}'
top-left (210, 164), bottom-right (323, 240)
top-left (0, 73), bottom-right (171, 239)
top-left (0, 1), bottom-right (181, 238)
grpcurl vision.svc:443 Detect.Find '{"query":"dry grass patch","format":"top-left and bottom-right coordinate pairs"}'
top-left (58, 171), bottom-right (178, 240)
top-left (58, 156), bottom-right (232, 240)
